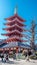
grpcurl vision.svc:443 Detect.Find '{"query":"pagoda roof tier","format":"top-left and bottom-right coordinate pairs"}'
top-left (3, 25), bottom-right (26, 32)
top-left (4, 37), bottom-right (28, 42)
top-left (1, 31), bottom-right (27, 37)
top-left (1, 42), bottom-right (30, 49)
top-left (2, 33), bottom-right (28, 38)
top-left (1, 30), bottom-right (26, 37)
top-left (7, 36), bottom-right (22, 40)
top-left (9, 34), bottom-right (28, 38)
top-left (5, 14), bottom-right (25, 22)
top-left (4, 20), bottom-right (26, 27)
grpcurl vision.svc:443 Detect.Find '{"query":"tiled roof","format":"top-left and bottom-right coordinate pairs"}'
top-left (0, 42), bottom-right (30, 49)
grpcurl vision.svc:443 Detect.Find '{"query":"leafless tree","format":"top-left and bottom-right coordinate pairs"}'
top-left (26, 20), bottom-right (37, 51)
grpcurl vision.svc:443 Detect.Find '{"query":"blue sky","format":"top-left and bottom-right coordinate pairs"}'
top-left (0, 0), bottom-right (37, 40)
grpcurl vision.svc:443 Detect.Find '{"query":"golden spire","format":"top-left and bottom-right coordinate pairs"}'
top-left (14, 6), bottom-right (18, 14)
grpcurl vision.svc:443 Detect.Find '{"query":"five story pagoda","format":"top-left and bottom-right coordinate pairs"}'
top-left (1, 7), bottom-right (28, 53)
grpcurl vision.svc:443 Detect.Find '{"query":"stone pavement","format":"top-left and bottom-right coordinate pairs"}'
top-left (0, 58), bottom-right (37, 65)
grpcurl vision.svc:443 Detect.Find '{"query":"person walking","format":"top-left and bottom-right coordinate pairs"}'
top-left (1, 53), bottom-right (4, 62)
top-left (3, 53), bottom-right (6, 62)
top-left (26, 49), bottom-right (32, 61)
top-left (6, 53), bottom-right (9, 62)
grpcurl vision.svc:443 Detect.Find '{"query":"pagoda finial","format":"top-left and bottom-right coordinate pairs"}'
top-left (14, 6), bottom-right (18, 14)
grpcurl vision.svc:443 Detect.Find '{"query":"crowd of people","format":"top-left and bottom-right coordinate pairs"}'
top-left (0, 53), bottom-right (9, 62)
top-left (25, 49), bottom-right (32, 61)
top-left (0, 49), bottom-right (35, 62)
top-left (23, 49), bottom-right (34, 61)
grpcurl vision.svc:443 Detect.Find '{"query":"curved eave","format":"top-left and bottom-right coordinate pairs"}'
top-left (3, 26), bottom-right (26, 32)
top-left (4, 23), bottom-right (25, 27)
top-left (3, 29), bottom-right (22, 33)
top-left (3, 24), bottom-right (26, 31)
top-left (1, 43), bottom-right (30, 49)
top-left (4, 38), bottom-right (28, 42)
top-left (8, 37), bottom-right (28, 42)
top-left (3, 29), bottom-right (23, 32)
top-left (4, 20), bottom-right (26, 27)
top-left (1, 34), bottom-right (28, 40)
top-left (3, 25), bottom-right (23, 30)
top-left (1, 31), bottom-right (22, 36)
top-left (4, 14), bottom-right (25, 22)
top-left (1, 31), bottom-right (26, 37)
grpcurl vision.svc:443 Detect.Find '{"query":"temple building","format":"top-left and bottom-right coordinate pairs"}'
top-left (1, 7), bottom-right (30, 54)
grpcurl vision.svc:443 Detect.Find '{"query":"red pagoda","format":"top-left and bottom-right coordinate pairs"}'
top-left (1, 7), bottom-right (28, 53)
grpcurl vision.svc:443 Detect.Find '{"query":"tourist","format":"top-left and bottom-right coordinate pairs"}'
top-left (6, 54), bottom-right (9, 62)
top-left (3, 53), bottom-right (6, 62)
top-left (25, 51), bottom-right (27, 58)
top-left (1, 53), bottom-right (4, 62)
top-left (26, 49), bottom-right (32, 61)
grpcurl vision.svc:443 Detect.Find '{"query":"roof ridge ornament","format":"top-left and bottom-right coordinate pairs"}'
top-left (14, 6), bottom-right (18, 14)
